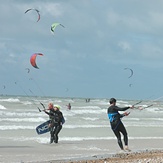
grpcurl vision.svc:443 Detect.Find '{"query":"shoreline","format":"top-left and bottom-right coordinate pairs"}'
top-left (60, 149), bottom-right (163, 163)
top-left (1, 139), bottom-right (163, 163)
top-left (36, 149), bottom-right (163, 163)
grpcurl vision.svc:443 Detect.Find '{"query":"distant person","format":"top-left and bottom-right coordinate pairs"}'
top-left (85, 98), bottom-right (90, 103)
top-left (107, 98), bottom-right (134, 151)
top-left (66, 103), bottom-right (71, 110)
top-left (44, 103), bottom-right (65, 144)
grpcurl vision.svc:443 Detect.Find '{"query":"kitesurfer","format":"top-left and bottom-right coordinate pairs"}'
top-left (107, 98), bottom-right (134, 151)
top-left (66, 103), bottom-right (71, 110)
top-left (44, 103), bottom-right (64, 144)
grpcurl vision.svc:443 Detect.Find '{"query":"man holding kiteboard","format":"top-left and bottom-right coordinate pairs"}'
top-left (44, 103), bottom-right (65, 144)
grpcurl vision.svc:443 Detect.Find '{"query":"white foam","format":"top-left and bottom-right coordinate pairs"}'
top-left (74, 106), bottom-right (101, 109)
top-left (64, 124), bottom-right (109, 129)
top-left (0, 98), bottom-right (20, 102)
top-left (0, 105), bottom-right (7, 110)
top-left (0, 125), bottom-right (35, 130)
top-left (1, 136), bottom-right (163, 144)
top-left (0, 117), bottom-right (46, 122)
top-left (71, 109), bottom-right (103, 115)
top-left (21, 101), bottom-right (32, 105)
top-left (82, 117), bottom-right (99, 121)
top-left (0, 111), bottom-right (46, 117)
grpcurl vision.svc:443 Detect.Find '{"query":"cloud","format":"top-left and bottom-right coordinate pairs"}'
top-left (1, 0), bottom-right (163, 98)
top-left (118, 41), bottom-right (131, 51)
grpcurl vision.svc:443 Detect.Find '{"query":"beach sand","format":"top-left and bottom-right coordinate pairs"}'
top-left (0, 139), bottom-right (163, 163)
top-left (65, 150), bottom-right (163, 163)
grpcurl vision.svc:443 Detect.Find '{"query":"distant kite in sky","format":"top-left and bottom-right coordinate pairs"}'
top-left (124, 68), bottom-right (133, 78)
top-left (25, 68), bottom-right (30, 73)
top-left (30, 53), bottom-right (43, 69)
top-left (51, 23), bottom-right (65, 34)
top-left (25, 8), bottom-right (40, 22)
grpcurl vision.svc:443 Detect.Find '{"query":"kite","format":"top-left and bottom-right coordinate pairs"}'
top-left (25, 8), bottom-right (40, 22)
top-left (25, 68), bottom-right (30, 73)
top-left (124, 68), bottom-right (133, 78)
top-left (30, 53), bottom-right (43, 69)
top-left (51, 23), bottom-right (65, 34)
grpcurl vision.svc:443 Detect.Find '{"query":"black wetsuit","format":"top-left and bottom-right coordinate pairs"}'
top-left (45, 110), bottom-right (64, 143)
top-left (107, 105), bottom-right (130, 149)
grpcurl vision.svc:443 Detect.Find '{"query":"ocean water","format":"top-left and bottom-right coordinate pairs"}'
top-left (0, 95), bottom-right (163, 145)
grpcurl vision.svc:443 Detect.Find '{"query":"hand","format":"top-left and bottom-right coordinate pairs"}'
top-left (130, 105), bottom-right (134, 109)
top-left (123, 112), bottom-right (130, 116)
top-left (138, 106), bottom-right (143, 110)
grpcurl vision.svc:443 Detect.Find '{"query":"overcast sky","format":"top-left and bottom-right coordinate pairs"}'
top-left (1, 0), bottom-right (163, 100)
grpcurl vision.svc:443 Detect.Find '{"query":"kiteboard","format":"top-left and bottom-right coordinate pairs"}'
top-left (36, 117), bottom-right (65, 135)
top-left (36, 120), bottom-right (51, 135)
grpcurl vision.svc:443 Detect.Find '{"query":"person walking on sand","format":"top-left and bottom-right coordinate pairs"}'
top-left (44, 103), bottom-right (65, 144)
top-left (107, 98), bottom-right (134, 151)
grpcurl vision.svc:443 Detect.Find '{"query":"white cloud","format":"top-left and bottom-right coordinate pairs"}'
top-left (118, 41), bottom-right (131, 51)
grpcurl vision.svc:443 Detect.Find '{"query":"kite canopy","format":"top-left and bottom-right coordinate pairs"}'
top-left (25, 8), bottom-right (40, 22)
top-left (30, 53), bottom-right (43, 69)
top-left (51, 23), bottom-right (65, 33)
top-left (124, 68), bottom-right (133, 78)
top-left (25, 68), bottom-right (30, 73)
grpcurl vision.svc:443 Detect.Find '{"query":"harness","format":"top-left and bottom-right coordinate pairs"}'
top-left (108, 112), bottom-right (121, 131)
top-left (108, 113), bottom-right (118, 122)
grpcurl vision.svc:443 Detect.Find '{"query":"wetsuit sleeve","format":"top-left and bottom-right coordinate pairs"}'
top-left (120, 114), bottom-right (125, 118)
top-left (114, 106), bottom-right (130, 111)
top-left (44, 110), bottom-right (54, 116)
top-left (60, 112), bottom-right (65, 124)
top-left (44, 110), bottom-right (49, 115)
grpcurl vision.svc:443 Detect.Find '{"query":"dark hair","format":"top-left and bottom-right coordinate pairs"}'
top-left (109, 98), bottom-right (116, 104)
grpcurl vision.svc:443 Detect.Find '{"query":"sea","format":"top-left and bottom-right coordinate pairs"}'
top-left (0, 95), bottom-right (163, 145)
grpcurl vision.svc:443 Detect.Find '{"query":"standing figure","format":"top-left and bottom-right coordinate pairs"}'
top-left (44, 103), bottom-right (64, 144)
top-left (107, 98), bottom-right (133, 151)
top-left (67, 103), bottom-right (71, 110)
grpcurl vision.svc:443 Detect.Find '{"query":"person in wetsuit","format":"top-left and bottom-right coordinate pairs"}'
top-left (44, 103), bottom-right (64, 144)
top-left (66, 103), bottom-right (71, 110)
top-left (107, 98), bottom-right (134, 151)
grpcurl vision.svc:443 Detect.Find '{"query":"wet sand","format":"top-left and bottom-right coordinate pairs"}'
top-left (0, 139), bottom-right (163, 163)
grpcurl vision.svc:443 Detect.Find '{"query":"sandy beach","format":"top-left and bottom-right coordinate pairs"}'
top-left (0, 139), bottom-right (163, 163)
top-left (65, 150), bottom-right (163, 163)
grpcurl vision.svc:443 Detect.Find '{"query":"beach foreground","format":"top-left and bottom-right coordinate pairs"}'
top-left (65, 150), bottom-right (163, 163)
top-left (1, 139), bottom-right (163, 163)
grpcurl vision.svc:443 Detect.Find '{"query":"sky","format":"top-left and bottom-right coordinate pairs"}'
top-left (1, 0), bottom-right (163, 100)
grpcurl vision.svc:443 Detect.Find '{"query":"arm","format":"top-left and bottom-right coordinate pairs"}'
top-left (114, 106), bottom-right (130, 111)
top-left (44, 110), bottom-right (54, 116)
top-left (120, 112), bottom-right (130, 118)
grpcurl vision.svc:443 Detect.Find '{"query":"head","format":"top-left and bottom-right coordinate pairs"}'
top-left (54, 105), bottom-right (60, 111)
top-left (109, 98), bottom-right (116, 105)
top-left (48, 103), bottom-right (54, 110)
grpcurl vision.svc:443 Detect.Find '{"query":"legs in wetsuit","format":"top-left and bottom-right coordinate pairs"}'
top-left (50, 126), bottom-right (55, 144)
top-left (52, 125), bottom-right (62, 143)
top-left (112, 121), bottom-right (128, 150)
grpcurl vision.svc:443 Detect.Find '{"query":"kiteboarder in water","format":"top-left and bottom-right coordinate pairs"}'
top-left (107, 98), bottom-right (134, 151)
top-left (44, 103), bottom-right (64, 144)
top-left (66, 103), bottom-right (71, 110)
